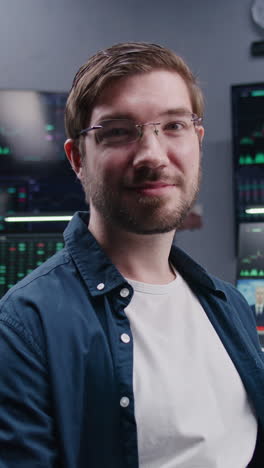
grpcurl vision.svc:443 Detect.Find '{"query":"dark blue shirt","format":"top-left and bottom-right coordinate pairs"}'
top-left (0, 211), bottom-right (264, 467)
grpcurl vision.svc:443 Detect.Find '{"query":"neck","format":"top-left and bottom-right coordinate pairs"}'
top-left (88, 214), bottom-right (176, 284)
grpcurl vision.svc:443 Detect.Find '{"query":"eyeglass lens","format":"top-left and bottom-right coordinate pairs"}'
top-left (96, 120), bottom-right (139, 145)
top-left (94, 114), bottom-right (201, 146)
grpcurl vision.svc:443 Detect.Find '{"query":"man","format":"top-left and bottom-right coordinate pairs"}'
top-left (0, 42), bottom-right (264, 467)
top-left (251, 285), bottom-right (264, 327)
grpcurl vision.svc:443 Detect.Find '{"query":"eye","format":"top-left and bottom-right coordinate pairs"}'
top-left (164, 120), bottom-right (186, 132)
top-left (102, 127), bottom-right (130, 139)
top-left (96, 120), bottom-right (137, 145)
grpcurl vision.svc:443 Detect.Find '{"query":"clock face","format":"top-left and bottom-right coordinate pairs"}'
top-left (251, 0), bottom-right (264, 29)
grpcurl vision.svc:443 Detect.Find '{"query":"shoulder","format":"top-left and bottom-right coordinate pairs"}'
top-left (212, 275), bottom-right (250, 307)
top-left (210, 274), bottom-right (258, 330)
top-left (209, 274), bottom-right (251, 312)
top-left (0, 248), bottom-right (74, 354)
top-left (1, 248), bottom-right (71, 305)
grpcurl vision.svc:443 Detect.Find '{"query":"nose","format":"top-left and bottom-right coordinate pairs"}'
top-left (132, 125), bottom-right (169, 170)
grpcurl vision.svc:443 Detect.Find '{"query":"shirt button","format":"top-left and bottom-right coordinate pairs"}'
top-left (120, 287), bottom-right (129, 298)
top-left (120, 396), bottom-right (130, 408)
top-left (96, 283), bottom-right (105, 290)
top-left (121, 333), bottom-right (130, 344)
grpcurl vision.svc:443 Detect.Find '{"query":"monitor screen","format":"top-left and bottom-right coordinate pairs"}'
top-left (0, 90), bottom-right (68, 174)
top-left (0, 90), bottom-right (87, 232)
top-left (0, 233), bottom-right (64, 298)
top-left (237, 222), bottom-right (264, 279)
top-left (232, 83), bottom-right (264, 224)
top-left (236, 222), bottom-right (264, 348)
top-left (237, 278), bottom-right (264, 348)
top-left (232, 83), bottom-right (264, 169)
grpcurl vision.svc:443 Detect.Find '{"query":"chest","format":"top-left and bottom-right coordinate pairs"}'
top-left (124, 282), bottom-right (257, 467)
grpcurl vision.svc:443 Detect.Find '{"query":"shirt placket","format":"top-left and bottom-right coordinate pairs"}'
top-left (106, 284), bottom-right (139, 468)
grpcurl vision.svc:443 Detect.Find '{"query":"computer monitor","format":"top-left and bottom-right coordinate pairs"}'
top-left (232, 83), bottom-right (264, 224)
top-left (0, 90), bottom-right (68, 174)
top-left (0, 90), bottom-right (86, 233)
top-left (0, 233), bottom-right (64, 298)
top-left (237, 222), bottom-right (264, 279)
top-left (236, 222), bottom-right (264, 348)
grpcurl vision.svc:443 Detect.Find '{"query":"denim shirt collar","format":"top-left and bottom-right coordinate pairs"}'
top-left (64, 211), bottom-right (227, 300)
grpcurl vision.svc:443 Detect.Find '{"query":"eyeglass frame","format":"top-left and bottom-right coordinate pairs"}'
top-left (77, 112), bottom-right (203, 146)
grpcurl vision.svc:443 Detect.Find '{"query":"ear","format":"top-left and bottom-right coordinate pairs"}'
top-left (195, 125), bottom-right (204, 150)
top-left (64, 139), bottom-right (83, 180)
top-left (197, 125), bottom-right (204, 144)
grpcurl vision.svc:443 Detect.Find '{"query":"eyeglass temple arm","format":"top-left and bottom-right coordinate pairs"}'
top-left (79, 125), bottom-right (103, 136)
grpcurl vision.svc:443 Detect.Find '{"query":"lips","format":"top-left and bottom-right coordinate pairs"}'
top-left (127, 181), bottom-right (175, 189)
top-left (126, 182), bottom-right (175, 196)
top-left (132, 182), bottom-right (173, 189)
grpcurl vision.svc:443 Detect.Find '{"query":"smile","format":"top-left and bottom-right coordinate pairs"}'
top-left (128, 183), bottom-right (175, 196)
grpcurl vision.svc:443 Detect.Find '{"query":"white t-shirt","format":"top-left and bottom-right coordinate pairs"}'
top-left (125, 272), bottom-right (257, 468)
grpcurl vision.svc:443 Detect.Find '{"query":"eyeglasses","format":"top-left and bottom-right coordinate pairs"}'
top-left (78, 112), bottom-right (203, 146)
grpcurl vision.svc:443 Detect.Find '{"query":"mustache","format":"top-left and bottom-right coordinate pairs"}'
top-left (125, 167), bottom-right (184, 186)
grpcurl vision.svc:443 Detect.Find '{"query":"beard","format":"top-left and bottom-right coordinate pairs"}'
top-left (81, 164), bottom-right (201, 235)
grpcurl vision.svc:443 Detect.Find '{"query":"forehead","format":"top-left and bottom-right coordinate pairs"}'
top-left (90, 70), bottom-right (193, 123)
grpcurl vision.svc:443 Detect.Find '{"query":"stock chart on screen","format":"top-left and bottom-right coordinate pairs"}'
top-left (232, 83), bottom-right (264, 223)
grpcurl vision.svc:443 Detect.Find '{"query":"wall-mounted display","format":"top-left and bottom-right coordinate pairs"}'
top-left (232, 83), bottom-right (264, 224)
top-left (0, 233), bottom-right (64, 298)
top-left (0, 90), bottom-right (86, 233)
top-left (236, 222), bottom-right (264, 348)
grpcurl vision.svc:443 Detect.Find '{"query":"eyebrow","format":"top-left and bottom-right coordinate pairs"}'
top-left (93, 112), bottom-right (135, 124)
top-left (93, 107), bottom-right (194, 125)
top-left (159, 107), bottom-right (194, 117)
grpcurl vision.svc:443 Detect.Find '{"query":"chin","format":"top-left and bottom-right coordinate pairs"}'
top-left (113, 206), bottom-right (190, 235)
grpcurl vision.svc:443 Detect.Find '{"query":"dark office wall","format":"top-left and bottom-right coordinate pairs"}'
top-left (1, 0), bottom-right (263, 283)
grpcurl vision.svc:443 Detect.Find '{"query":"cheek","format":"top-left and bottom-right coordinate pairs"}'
top-left (170, 139), bottom-right (200, 173)
top-left (99, 149), bottom-right (129, 180)
top-left (90, 158), bottom-right (124, 188)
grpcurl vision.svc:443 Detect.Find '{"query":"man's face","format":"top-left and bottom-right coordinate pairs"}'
top-left (71, 70), bottom-right (204, 235)
top-left (256, 287), bottom-right (264, 305)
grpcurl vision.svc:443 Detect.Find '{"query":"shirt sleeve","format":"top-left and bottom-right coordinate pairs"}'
top-left (0, 317), bottom-right (59, 467)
